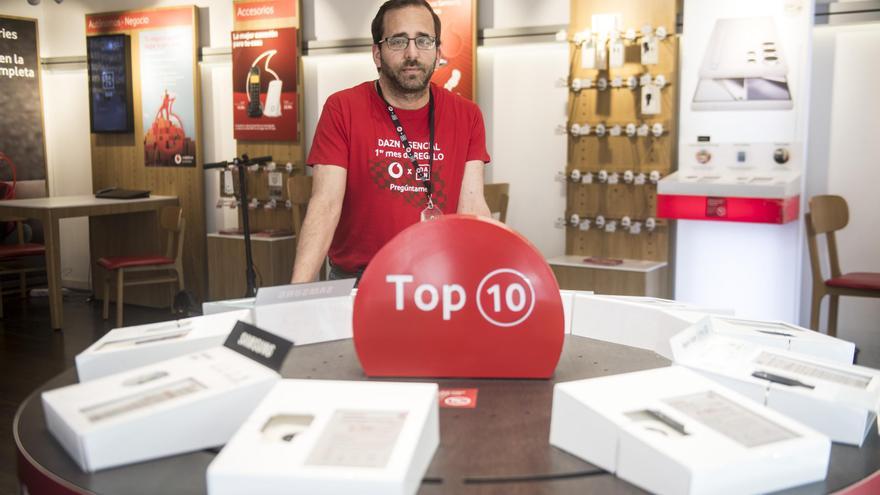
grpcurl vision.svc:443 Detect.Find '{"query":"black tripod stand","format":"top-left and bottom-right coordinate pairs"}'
top-left (204, 154), bottom-right (272, 298)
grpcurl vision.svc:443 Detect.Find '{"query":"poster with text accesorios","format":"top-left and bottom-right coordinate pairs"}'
top-left (232, 27), bottom-right (298, 141)
top-left (140, 27), bottom-right (197, 167)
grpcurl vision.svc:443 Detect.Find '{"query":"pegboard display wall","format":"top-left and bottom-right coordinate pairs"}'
top-left (565, 0), bottom-right (680, 263)
top-left (221, 0), bottom-right (306, 234)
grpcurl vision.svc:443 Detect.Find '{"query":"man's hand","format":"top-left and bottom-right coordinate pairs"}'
top-left (457, 160), bottom-right (491, 217)
top-left (290, 165), bottom-right (347, 283)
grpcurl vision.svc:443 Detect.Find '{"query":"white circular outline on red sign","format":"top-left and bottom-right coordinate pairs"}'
top-left (475, 268), bottom-right (536, 328)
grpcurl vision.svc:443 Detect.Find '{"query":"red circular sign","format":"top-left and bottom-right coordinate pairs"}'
top-left (353, 215), bottom-right (564, 378)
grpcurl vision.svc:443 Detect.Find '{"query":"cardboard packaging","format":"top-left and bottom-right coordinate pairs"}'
top-left (75, 309), bottom-right (253, 381)
top-left (671, 318), bottom-right (880, 446)
top-left (201, 280), bottom-right (356, 345)
top-left (705, 315), bottom-right (855, 364)
top-left (570, 294), bottom-right (732, 359)
top-left (43, 322), bottom-right (291, 472)
top-left (207, 380), bottom-right (439, 495)
top-left (550, 366), bottom-right (830, 495)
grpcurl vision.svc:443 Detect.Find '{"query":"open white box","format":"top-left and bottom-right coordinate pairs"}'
top-left (671, 318), bottom-right (880, 446)
top-left (706, 315), bottom-right (855, 364)
top-left (550, 366), bottom-right (830, 495)
top-left (570, 294), bottom-right (732, 359)
top-left (202, 280), bottom-right (356, 346)
top-left (207, 379), bottom-right (439, 495)
top-left (43, 322), bottom-right (290, 472)
top-left (75, 309), bottom-right (253, 381)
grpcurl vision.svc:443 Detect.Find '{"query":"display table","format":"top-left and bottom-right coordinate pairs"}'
top-left (15, 336), bottom-right (880, 494)
top-left (0, 195), bottom-right (179, 329)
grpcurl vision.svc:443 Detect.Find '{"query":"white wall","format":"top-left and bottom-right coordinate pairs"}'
top-left (802, 22), bottom-right (880, 335)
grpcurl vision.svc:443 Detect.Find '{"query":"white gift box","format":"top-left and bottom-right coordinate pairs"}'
top-left (550, 366), bottom-right (830, 495)
top-left (706, 315), bottom-right (855, 364)
top-left (671, 318), bottom-right (880, 446)
top-left (43, 324), bottom-right (290, 472)
top-left (570, 294), bottom-right (732, 359)
top-left (202, 281), bottom-right (357, 346)
top-left (75, 309), bottom-right (253, 381)
top-left (207, 380), bottom-right (439, 495)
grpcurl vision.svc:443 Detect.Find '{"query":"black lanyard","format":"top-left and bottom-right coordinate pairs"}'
top-left (375, 80), bottom-right (435, 207)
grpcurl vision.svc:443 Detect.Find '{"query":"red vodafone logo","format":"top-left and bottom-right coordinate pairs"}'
top-left (353, 215), bottom-right (564, 378)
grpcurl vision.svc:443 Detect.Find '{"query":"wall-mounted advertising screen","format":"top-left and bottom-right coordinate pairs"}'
top-left (86, 34), bottom-right (133, 133)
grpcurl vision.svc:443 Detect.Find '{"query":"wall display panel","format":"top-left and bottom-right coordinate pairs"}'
top-left (0, 15), bottom-right (48, 197)
top-left (231, 0), bottom-right (305, 234)
top-left (85, 6), bottom-right (207, 304)
top-left (663, 0), bottom-right (813, 322)
top-left (658, 0), bottom-right (813, 224)
top-left (428, 0), bottom-right (476, 100)
top-left (86, 34), bottom-right (134, 134)
top-left (559, 0), bottom-right (679, 295)
top-left (232, 27), bottom-right (299, 141)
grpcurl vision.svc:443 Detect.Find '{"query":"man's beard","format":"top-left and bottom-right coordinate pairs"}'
top-left (380, 55), bottom-right (435, 95)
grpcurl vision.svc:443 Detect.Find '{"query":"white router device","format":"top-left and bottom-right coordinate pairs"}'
top-left (692, 17), bottom-right (792, 111)
top-left (263, 80), bottom-right (283, 117)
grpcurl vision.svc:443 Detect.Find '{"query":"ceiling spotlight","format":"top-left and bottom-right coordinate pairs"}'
top-left (27, 0), bottom-right (40, 6)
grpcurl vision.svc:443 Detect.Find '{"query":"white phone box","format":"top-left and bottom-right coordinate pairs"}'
top-left (75, 310), bottom-right (253, 381)
top-left (43, 345), bottom-right (282, 472)
top-left (207, 380), bottom-right (439, 495)
top-left (706, 315), bottom-right (855, 364)
top-left (671, 318), bottom-right (880, 446)
top-left (570, 294), bottom-right (733, 359)
top-left (550, 366), bottom-right (830, 495)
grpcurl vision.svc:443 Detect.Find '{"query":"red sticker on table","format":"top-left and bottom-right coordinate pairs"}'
top-left (439, 388), bottom-right (478, 409)
top-left (353, 215), bottom-right (564, 378)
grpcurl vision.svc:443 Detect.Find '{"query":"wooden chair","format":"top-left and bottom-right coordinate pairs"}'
top-left (0, 218), bottom-right (46, 317)
top-left (287, 175), bottom-right (313, 237)
top-left (484, 183), bottom-right (510, 223)
top-left (98, 206), bottom-right (185, 328)
top-left (805, 195), bottom-right (880, 336)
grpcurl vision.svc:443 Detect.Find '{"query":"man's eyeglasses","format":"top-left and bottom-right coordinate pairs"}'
top-left (378, 35), bottom-right (437, 51)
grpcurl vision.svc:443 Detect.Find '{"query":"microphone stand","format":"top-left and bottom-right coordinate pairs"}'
top-left (204, 154), bottom-right (272, 298)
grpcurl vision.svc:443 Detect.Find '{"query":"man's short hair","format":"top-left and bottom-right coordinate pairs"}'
top-left (371, 0), bottom-right (441, 46)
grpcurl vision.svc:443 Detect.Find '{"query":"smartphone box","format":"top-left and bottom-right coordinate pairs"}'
top-left (570, 294), bottom-right (732, 359)
top-left (202, 280), bottom-right (357, 345)
top-left (705, 315), bottom-right (855, 364)
top-left (550, 366), bottom-right (830, 495)
top-left (43, 322), bottom-right (292, 472)
top-left (671, 318), bottom-right (880, 446)
top-left (75, 310), bottom-right (253, 381)
top-left (207, 380), bottom-right (439, 495)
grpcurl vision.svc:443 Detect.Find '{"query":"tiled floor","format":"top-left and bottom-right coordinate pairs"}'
top-left (1, 291), bottom-right (173, 495)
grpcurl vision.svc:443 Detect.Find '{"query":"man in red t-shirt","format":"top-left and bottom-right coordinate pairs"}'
top-left (290, 0), bottom-right (491, 283)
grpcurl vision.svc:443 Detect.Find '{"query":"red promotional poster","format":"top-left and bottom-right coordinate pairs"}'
top-left (429, 0), bottom-right (474, 100)
top-left (232, 27), bottom-right (298, 141)
top-left (353, 215), bottom-right (564, 379)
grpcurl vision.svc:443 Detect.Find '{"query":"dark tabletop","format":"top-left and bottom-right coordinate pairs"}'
top-left (15, 335), bottom-right (880, 494)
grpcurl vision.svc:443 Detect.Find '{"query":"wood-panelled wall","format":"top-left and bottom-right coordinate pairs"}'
top-left (232, 0), bottom-right (306, 233)
top-left (566, 0), bottom-right (680, 267)
top-left (89, 6), bottom-right (207, 304)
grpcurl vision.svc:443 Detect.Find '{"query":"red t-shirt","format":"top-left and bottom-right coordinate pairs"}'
top-left (307, 81), bottom-right (491, 272)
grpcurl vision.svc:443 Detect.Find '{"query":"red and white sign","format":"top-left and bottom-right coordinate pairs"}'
top-left (353, 215), bottom-right (564, 378)
top-left (233, 0), bottom-right (297, 22)
top-left (439, 388), bottom-right (478, 408)
top-left (86, 7), bottom-right (194, 34)
top-left (429, 0), bottom-right (474, 100)
top-left (657, 193), bottom-right (800, 224)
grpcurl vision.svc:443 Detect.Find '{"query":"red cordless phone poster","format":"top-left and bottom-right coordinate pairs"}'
top-left (231, 27), bottom-right (297, 141)
top-left (429, 0), bottom-right (474, 101)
